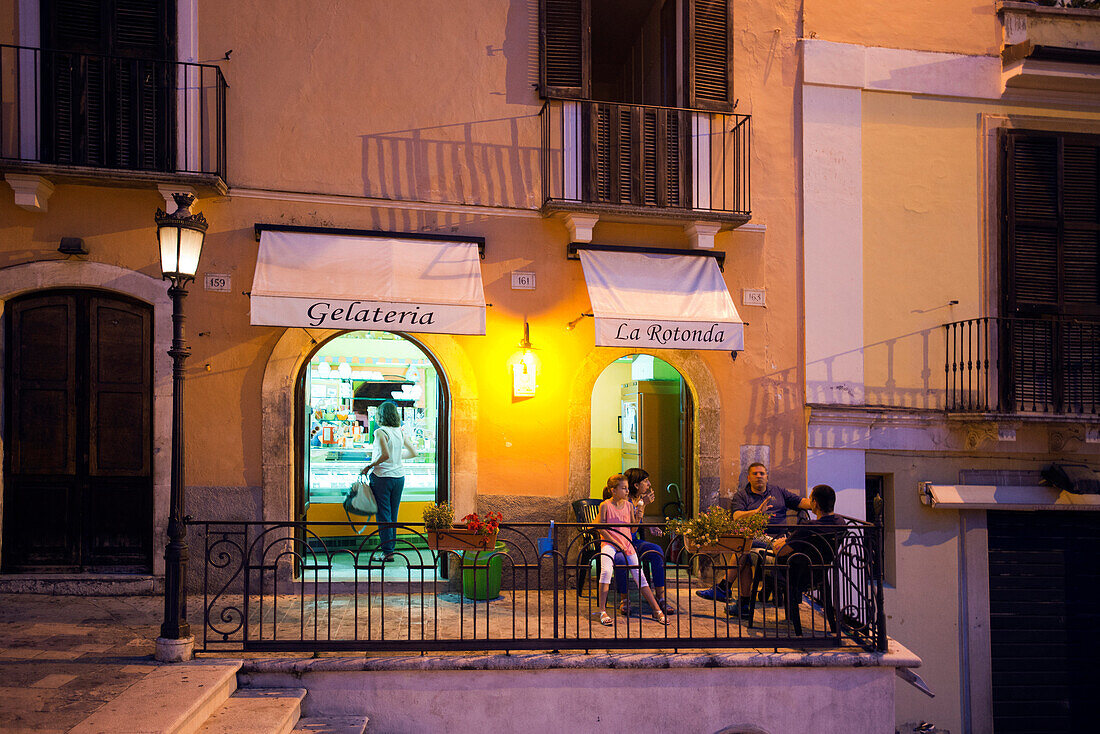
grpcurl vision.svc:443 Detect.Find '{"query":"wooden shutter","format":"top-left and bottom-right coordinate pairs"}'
top-left (540, 0), bottom-right (590, 98)
top-left (1063, 143), bottom-right (1100, 312)
top-left (1005, 131), bottom-right (1100, 317)
top-left (1002, 131), bottom-right (1100, 412)
top-left (687, 0), bottom-right (731, 111)
top-left (41, 0), bottom-right (174, 170)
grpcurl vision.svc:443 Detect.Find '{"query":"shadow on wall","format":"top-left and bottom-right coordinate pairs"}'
top-left (738, 326), bottom-right (947, 497)
top-left (354, 2), bottom-right (542, 208)
top-left (807, 327), bottom-right (948, 410)
top-left (359, 115), bottom-right (542, 209)
top-left (743, 365), bottom-right (803, 494)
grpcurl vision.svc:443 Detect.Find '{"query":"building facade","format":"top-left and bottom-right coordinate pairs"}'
top-left (0, 1), bottom-right (799, 598)
top-left (802, 2), bottom-right (1100, 732)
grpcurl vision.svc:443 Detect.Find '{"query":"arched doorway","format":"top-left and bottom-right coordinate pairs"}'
top-left (296, 331), bottom-right (448, 547)
top-left (2, 289), bottom-right (153, 572)
top-left (589, 354), bottom-right (693, 520)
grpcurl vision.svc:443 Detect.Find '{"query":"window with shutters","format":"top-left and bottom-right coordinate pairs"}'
top-left (1000, 130), bottom-right (1100, 413)
top-left (40, 0), bottom-right (175, 171)
top-left (539, 1), bottom-right (746, 215)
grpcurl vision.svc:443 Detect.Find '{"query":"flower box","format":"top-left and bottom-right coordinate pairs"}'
top-left (685, 534), bottom-right (751, 555)
top-left (427, 528), bottom-right (498, 551)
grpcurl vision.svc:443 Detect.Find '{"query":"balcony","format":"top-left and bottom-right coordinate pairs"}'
top-left (945, 316), bottom-right (1100, 415)
top-left (0, 45), bottom-right (227, 200)
top-left (539, 99), bottom-right (750, 232)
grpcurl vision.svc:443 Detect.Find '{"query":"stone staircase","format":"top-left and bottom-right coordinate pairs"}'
top-left (69, 661), bottom-right (368, 734)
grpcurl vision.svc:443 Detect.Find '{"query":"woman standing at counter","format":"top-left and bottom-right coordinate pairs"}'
top-left (360, 401), bottom-right (418, 560)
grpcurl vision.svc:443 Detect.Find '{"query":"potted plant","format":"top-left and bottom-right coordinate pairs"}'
top-left (423, 504), bottom-right (502, 551)
top-left (667, 506), bottom-right (767, 554)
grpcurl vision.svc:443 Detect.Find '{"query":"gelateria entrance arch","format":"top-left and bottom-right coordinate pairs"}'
top-left (567, 347), bottom-right (722, 514)
top-left (260, 329), bottom-right (479, 525)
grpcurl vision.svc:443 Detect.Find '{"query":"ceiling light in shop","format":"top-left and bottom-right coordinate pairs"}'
top-left (338, 362), bottom-right (352, 379)
top-left (316, 361), bottom-right (331, 377)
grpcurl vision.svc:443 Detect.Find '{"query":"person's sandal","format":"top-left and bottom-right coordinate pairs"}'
top-left (599, 611), bottom-right (613, 627)
top-left (619, 602), bottom-right (631, 617)
top-left (653, 611), bottom-right (668, 625)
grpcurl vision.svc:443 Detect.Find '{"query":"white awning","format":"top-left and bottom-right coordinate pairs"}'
top-left (250, 230), bottom-right (486, 335)
top-left (918, 483), bottom-right (1100, 511)
top-left (578, 249), bottom-right (744, 350)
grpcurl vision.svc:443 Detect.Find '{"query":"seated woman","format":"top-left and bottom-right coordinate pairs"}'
top-left (611, 468), bottom-right (675, 616)
top-left (595, 474), bottom-right (668, 627)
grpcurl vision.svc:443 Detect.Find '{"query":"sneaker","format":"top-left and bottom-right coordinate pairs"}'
top-left (725, 599), bottom-right (754, 618)
top-left (695, 585), bottom-right (729, 603)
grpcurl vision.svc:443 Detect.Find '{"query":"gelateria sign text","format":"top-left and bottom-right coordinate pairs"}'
top-left (249, 295), bottom-right (486, 335)
top-left (594, 318), bottom-right (744, 351)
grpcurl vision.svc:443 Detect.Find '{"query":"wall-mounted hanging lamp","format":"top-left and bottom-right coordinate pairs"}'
top-left (510, 321), bottom-right (538, 398)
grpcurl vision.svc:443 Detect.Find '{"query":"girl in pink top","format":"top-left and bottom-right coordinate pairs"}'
top-left (596, 474), bottom-right (668, 626)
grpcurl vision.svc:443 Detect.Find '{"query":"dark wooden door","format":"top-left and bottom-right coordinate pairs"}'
top-left (988, 511), bottom-right (1100, 733)
top-left (2, 290), bottom-right (152, 572)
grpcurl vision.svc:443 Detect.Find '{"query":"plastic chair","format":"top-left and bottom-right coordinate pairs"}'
top-left (571, 498), bottom-right (603, 596)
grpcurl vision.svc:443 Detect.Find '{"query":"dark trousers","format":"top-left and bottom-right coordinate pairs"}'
top-left (613, 539), bottom-right (666, 593)
top-left (370, 474), bottom-right (405, 554)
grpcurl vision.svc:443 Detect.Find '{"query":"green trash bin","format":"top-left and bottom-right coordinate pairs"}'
top-left (462, 541), bottom-right (507, 600)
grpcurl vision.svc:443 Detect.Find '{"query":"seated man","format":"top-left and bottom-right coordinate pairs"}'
top-left (697, 462), bottom-right (813, 615)
top-left (759, 484), bottom-right (846, 626)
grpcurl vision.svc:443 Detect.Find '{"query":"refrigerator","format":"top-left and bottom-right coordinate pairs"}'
top-left (621, 380), bottom-right (682, 520)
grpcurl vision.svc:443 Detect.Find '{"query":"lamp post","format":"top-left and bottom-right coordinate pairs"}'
top-left (154, 193), bottom-right (207, 662)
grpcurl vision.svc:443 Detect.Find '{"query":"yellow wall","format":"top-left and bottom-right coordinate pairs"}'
top-left (590, 360), bottom-right (633, 497)
top-left (861, 93), bottom-right (1100, 406)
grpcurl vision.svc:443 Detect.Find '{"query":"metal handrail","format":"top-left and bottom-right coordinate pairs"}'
top-left (944, 315), bottom-right (1100, 414)
top-left (539, 98), bottom-right (750, 216)
top-left (0, 44), bottom-right (227, 180)
top-left (189, 518), bottom-right (886, 654)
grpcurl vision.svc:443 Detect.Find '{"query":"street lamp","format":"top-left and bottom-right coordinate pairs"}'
top-left (154, 193), bottom-right (207, 662)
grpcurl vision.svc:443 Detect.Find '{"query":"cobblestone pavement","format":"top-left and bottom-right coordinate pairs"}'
top-left (0, 594), bottom-right (163, 733)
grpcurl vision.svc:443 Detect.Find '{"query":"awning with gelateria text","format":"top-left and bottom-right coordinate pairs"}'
top-left (250, 228), bottom-right (486, 335)
top-left (578, 248), bottom-right (744, 350)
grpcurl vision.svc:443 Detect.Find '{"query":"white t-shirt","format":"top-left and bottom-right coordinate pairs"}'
top-left (370, 425), bottom-right (408, 478)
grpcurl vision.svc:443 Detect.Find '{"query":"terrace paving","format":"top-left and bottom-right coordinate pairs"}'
top-left (0, 569), bottom-right (872, 732)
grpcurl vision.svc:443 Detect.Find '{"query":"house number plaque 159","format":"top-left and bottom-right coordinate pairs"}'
top-left (204, 273), bottom-right (231, 292)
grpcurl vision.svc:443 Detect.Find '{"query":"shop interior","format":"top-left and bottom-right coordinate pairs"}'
top-left (302, 331), bottom-right (441, 553)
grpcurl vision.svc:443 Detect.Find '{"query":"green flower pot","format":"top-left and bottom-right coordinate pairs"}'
top-left (461, 541), bottom-right (507, 600)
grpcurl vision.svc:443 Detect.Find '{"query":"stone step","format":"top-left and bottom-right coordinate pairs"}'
top-left (197, 688), bottom-right (307, 734)
top-left (70, 660), bottom-right (242, 734)
top-left (291, 715), bottom-right (370, 734)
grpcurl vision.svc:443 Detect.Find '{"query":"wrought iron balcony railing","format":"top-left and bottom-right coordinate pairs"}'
top-left (540, 98), bottom-right (749, 219)
top-left (945, 315), bottom-right (1100, 415)
top-left (0, 44), bottom-right (226, 181)
top-left (190, 518), bottom-right (885, 654)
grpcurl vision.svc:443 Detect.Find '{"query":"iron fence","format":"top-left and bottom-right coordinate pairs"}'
top-left (190, 518), bottom-right (885, 654)
top-left (945, 316), bottom-right (1100, 414)
top-left (0, 44), bottom-right (227, 180)
top-left (539, 98), bottom-right (749, 216)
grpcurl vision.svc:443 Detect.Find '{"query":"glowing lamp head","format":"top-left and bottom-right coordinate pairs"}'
top-left (155, 193), bottom-right (207, 280)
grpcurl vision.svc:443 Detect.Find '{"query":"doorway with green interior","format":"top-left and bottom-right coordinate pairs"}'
top-left (589, 354), bottom-right (692, 521)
